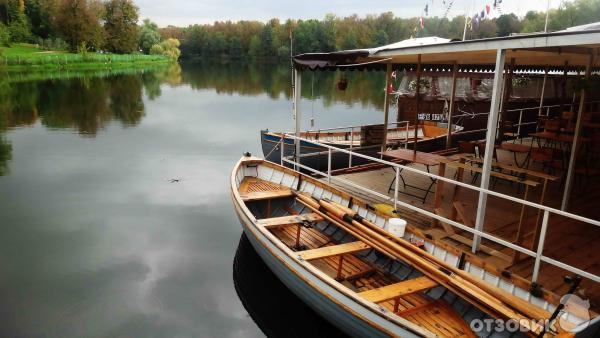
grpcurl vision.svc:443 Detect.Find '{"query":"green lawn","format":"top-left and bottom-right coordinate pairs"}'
top-left (0, 43), bottom-right (170, 71)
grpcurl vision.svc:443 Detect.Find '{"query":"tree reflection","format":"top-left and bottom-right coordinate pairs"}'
top-left (0, 61), bottom-right (384, 177)
top-left (180, 61), bottom-right (386, 109)
top-left (0, 66), bottom-right (182, 175)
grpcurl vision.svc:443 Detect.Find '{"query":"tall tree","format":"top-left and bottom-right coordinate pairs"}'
top-left (55, 0), bottom-right (104, 51)
top-left (103, 0), bottom-right (139, 53)
top-left (6, 0), bottom-right (31, 42)
top-left (138, 18), bottom-right (160, 54)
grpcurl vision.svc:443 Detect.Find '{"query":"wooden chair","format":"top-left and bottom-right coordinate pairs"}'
top-left (502, 120), bottom-right (520, 143)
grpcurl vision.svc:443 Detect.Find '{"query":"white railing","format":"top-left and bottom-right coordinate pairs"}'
top-left (278, 133), bottom-right (600, 285)
top-left (285, 121), bottom-right (412, 166)
top-left (450, 100), bottom-right (600, 137)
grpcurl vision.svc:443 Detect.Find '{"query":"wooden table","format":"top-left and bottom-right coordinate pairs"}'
top-left (379, 149), bottom-right (444, 204)
top-left (499, 143), bottom-right (532, 168)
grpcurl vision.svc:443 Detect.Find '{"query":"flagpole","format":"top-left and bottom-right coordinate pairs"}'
top-left (544, 0), bottom-right (551, 32)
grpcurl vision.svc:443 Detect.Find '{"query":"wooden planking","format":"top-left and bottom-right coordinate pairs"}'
top-left (298, 241), bottom-right (371, 260)
top-left (257, 213), bottom-right (323, 228)
top-left (241, 189), bottom-right (293, 201)
top-left (359, 276), bottom-right (438, 303)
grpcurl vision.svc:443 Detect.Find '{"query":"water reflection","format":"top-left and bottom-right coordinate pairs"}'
top-left (180, 62), bottom-right (386, 109)
top-left (0, 62), bottom-right (386, 177)
top-left (233, 233), bottom-right (346, 337)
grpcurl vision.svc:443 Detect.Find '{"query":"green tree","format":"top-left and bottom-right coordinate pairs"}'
top-left (6, 0), bottom-right (31, 42)
top-left (248, 35), bottom-right (260, 58)
top-left (496, 14), bottom-right (522, 36)
top-left (55, 0), bottom-right (105, 51)
top-left (149, 37), bottom-right (180, 61)
top-left (138, 18), bottom-right (160, 53)
top-left (259, 24), bottom-right (276, 58)
top-left (103, 0), bottom-right (139, 53)
top-left (24, 0), bottom-right (55, 39)
top-left (0, 22), bottom-right (9, 45)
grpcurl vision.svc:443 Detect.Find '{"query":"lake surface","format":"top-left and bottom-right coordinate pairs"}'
top-left (0, 62), bottom-right (385, 337)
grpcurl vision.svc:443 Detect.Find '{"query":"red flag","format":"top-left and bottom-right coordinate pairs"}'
top-left (419, 17), bottom-right (424, 29)
top-left (486, 4), bottom-right (491, 14)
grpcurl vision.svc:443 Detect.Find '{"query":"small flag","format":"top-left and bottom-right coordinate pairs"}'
top-left (486, 4), bottom-right (490, 14)
top-left (419, 17), bottom-right (424, 29)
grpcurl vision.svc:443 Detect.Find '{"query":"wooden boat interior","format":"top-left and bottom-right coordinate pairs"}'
top-left (234, 158), bottom-right (586, 337)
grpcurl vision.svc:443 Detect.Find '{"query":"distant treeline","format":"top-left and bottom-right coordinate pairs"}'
top-left (158, 0), bottom-right (600, 60)
top-left (0, 0), bottom-right (178, 59)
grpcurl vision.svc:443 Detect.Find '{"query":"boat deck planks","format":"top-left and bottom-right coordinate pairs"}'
top-left (240, 177), bottom-right (293, 201)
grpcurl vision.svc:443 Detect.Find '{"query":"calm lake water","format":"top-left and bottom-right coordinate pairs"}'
top-left (0, 62), bottom-right (385, 337)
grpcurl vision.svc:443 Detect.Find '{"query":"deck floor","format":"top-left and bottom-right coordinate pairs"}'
top-left (331, 141), bottom-right (600, 312)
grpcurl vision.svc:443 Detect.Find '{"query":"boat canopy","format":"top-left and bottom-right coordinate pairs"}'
top-left (293, 25), bottom-right (600, 73)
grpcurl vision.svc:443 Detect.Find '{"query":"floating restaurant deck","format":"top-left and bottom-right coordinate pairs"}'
top-left (330, 141), bottom-right (600, 313)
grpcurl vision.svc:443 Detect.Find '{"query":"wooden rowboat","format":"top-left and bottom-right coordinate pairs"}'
top-left (230, 155), bottom-right (580, 337)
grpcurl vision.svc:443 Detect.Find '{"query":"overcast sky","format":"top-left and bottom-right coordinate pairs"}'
top-left (136, 0), bottom-right (556, 27)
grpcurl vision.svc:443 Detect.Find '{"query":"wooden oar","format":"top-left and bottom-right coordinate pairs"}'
top-left (324, 199), bottom-right (552, 323)
top-left (315, 199), bottom-right (531, 326)
top-left (292, 192), bottom-right (537, 332)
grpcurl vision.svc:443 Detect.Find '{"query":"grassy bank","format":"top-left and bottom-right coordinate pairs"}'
top-left (0, 43), bottom-right (170, 72)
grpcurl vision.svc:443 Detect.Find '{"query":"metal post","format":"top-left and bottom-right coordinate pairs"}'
top-left (446, 62), bottom-right (458, 149)
top-left (562, 53), bottom-right (593, 211)
top-left (532, 210), bottom-right (550, 282)
top-left (381, 63), bottom-right (393, 154)
top-left (280, 133), bottom-right (285, 165)
top-left (538, 66), bottom-right (549, 117)
top-left (472, 49), bottom-right (505, 253)
top-left (294, 69), bottom-right (302, 171)
top-left (394, 167), bottom-right (400, 208)
top-left (544, 0), bottom-right (551, 32)
top-left (517, 109), bottom-right (523, 138)
top-left (327, 148), bottom-right (332, 183)
top-left (405, 122), bottom-right (409, 149)
top-left (349, 127), bottom-right (354, 168)
top-left (413, 55), bottom-right (422, 155)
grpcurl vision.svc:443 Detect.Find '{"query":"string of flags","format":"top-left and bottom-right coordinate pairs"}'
top-left (413, 0), bottom-right (502, 36)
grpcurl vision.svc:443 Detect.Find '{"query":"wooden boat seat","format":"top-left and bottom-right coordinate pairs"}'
top-left (297, 241), bottom-right (370, 260)
top-left (358, 276), bottom-right (438, 303)
top-left (241, 189), bottom-right (293, 201)
top-left (239, 177), bottom-right (293, 201)
top-left (257, 213), bottom-right (323, 228)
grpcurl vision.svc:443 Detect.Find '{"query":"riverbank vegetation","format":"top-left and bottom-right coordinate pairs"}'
top-left (158, 0), bottom-right (599, 61)
top-left (0, 0), bottom-right (180, 69)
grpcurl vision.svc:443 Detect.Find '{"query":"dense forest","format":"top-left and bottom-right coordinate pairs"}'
top-left (0, 0), bottom-right (178, 59)
top-left (157, 0), bottom-right (600, 60)
top-left (1, 0), bottom-right (599, 60)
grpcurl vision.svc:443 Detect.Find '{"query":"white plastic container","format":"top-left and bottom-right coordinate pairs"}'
top-left (386, 218), bottom-right (407, 238)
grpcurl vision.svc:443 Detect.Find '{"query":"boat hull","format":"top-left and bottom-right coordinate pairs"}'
top-left (231, 193), bottom-right (421, 338)
top-left (261, 130), bottom-right (444, 172)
